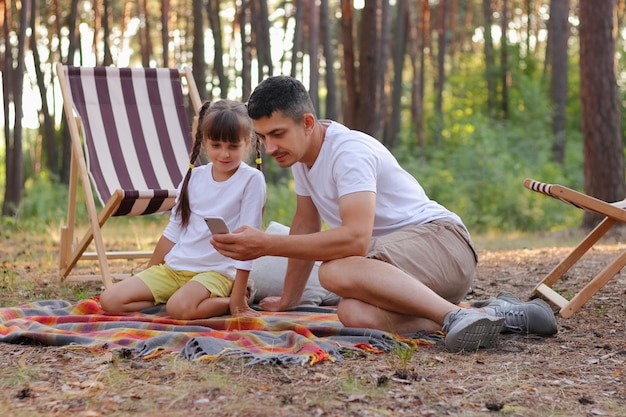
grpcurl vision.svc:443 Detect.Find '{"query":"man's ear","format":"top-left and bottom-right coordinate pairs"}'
top-left (303, 113), bottom-right (316, 132)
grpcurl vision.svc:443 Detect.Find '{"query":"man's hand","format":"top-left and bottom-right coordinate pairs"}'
top-left (211, 225), bottom-right (267, 261)
top-left (259, 296), bottom-right (295, 312)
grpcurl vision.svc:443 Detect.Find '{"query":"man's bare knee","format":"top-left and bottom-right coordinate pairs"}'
top-left (319, 258), bottom-right (359, 291)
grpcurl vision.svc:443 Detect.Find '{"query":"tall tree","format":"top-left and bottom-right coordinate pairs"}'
top-left (253, 0), bottom-right (272, 81)
top-left (384, 0), bottom-right (408, 148)
top-left (29, 0), bottom-right (58, 176)
top-left (192, 0), bottom-right (208, 100)
top-left (307, 1), bottom-right (320, 112)
top-left (410, 0), bottom-right (429, 148)
top-left (549, 0), bottom-right (570, 165)
top-left (500, 0), bottom-right (509, 118)
top-left (377, 0), bottom-right (390, 139)
top-left (340, 0), bottom-right (357, 127)
top-left (239, 0), bottom-right (252, 100)
top-left (65, 0), bottom-right (80, 65)
top-left (59, 0), bottom-right (81, 184)
top-left (291, 1), bottom-right (304, 78)
top-left (102, 0), bottom-right (113, 66)
top-left (354, 0), bottom-right (386, 137)
top-left (482, 0), bottom-right (496, 114)
top-left (207, 0), bottom-right (228, 98)
top-left (434, 0), bottom-right (447, 142)
top-left (92, 0), bottom-right (101, 62)
top-left (579, 0), bottom-right (626, 229)
top-left (320, 0), bottom-right (338, 120)
top-left (2, 0), bottom-right (30, 216)
top-left (139, 0), bottom-right (154, 67)
top-left (161, 0), bottom-right (170, 66)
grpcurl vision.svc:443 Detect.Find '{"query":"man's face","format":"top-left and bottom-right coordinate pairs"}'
top-left (253, 112), bottom-right (312, 168)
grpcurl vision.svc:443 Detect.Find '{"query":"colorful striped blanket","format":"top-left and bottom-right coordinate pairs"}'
top-left (0, 299), bottom-right (437, 365)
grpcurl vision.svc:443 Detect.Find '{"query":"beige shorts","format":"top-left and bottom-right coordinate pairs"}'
top-left (137, 264), bottom-right (233, 305)
top-left (366, 221), bottom-right (477, 303)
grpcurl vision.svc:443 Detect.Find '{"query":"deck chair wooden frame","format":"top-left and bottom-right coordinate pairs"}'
top-left (57, 63), bottom-right (202, 288)
top-left (524, 178), bottom-right (626, 318)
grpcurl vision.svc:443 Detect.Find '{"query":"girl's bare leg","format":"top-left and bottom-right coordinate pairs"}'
top-left (166, 281), bottom-right (230, 320)
top-left (99, 276), bottom-right (156, 313)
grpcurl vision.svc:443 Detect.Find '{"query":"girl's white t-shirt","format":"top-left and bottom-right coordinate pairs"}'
top-left (162, 162), bottom-right (266, 278)
top-left (291, 121), bottom-right (466, 237)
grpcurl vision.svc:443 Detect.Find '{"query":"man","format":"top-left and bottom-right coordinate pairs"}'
top-left (212, 76), bottom-right (556, 352)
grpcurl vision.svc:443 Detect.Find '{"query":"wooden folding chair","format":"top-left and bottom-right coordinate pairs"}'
top-left (56, 63), bottom-right (202, 288)
top-left (524, 178), bottom-right (626, 318)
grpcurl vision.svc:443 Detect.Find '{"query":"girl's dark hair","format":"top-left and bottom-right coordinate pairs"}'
top-left (175, 99), bottom-right (262, 227)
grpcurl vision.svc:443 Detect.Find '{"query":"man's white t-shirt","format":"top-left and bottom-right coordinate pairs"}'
top-left (162, 162), bottom-right (266, 278)
top-left (292, 121), bottom-right (465, 238)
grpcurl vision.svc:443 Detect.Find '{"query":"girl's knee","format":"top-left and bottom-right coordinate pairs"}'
top-left (165, 301), bottom-right (188, 320)
top-left (99, 290), bottom-right (119, 312)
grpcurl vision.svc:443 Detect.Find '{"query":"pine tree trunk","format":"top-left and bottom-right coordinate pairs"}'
top-left (579, 0), bottom-right (626, 229)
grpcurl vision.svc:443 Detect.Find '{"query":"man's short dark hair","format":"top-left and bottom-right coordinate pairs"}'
top-left (247, 76), bottom-right (316, 122)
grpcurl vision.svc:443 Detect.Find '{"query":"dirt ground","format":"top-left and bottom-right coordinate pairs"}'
top-left (0, 230), bottom-right (625, 417)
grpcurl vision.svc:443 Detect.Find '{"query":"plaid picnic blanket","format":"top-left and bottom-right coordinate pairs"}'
top-left (0, 299), bottom-right (436, 365)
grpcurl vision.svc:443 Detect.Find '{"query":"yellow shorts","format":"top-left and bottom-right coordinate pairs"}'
top-left (137, 264), bottom-right (233, 305)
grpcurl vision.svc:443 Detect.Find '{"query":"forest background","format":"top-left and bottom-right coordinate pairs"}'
top-left (1, 0), bottom-right (626, 238)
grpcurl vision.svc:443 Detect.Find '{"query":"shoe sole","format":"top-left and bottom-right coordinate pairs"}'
top-left (445, 316), bottom-right (505, 352)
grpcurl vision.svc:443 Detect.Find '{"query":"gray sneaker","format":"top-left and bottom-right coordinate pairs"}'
top-left (484, 292), bottom-right (558, 335)
top-left (442, 309), bottom-right (505, 352)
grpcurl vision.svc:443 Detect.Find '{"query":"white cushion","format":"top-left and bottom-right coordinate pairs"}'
top-left (250, 222), bottom-right (340, 306)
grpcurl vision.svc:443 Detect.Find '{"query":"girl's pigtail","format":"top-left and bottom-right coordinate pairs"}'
top-left (255, 135), bottom-right (262, 171)
top-left (176, 100), bottom-right (211, 227)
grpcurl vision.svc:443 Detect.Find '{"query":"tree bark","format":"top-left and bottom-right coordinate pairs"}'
top-left (140, 0), bottom-right (153, 67)
top-left (291, 0), bottom-right (304, 78)
top-left (320, 0), bottom-right (338, 120)
top-left (207, 0), bottom-right (228, 98)
top-left (192, 0), bottom-right (207, 100)
top-left (2, 0), bottom-right (30, 216)
top-left (500, 0), bottom-right (509, 118)
top-left (354, 0), bottom-right (382, 137)
top-left (308, 1), bottom-right (320, 113)
top-left (161, 0), bottom-right (170, 67)
top-left (483, 0), bottom-right (496, 115)
top-left (434, 0), bottom-right (447, 142)
top-left (102, 0), bottom-right (113, 66)
top-left (30, 0), bottom-right (58, 175)
top-left (239, 0), bottom-right (252, 100)
top-left (549, 0), bottom-right (569, 165)
top-left (384, 0), bottom-right (407, 149)
top-left (253, 0), bottom-right (272, 80)
top-left (340, 0), bottom-right (357, 128)
top-left (579, 0), bottom-right (626, 229)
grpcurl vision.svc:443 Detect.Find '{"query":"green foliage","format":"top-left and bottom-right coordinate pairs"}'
top-left (396, 72), bottom-right (585, 233)
top-left (15, 174), bottom-right (74, 231)
top-left (264, 179), bottom-right (296, 226)
top-left (5, 56), bottom-right (590, 236)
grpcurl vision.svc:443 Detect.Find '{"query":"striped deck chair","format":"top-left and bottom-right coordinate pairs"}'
top-left (56, 63), bottom-right (202, 288)
top-left (524, 178), bottom-right (626, 318)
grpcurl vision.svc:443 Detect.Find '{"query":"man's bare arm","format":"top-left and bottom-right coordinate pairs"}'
top-left (211, 191), bottom-right (376, 262)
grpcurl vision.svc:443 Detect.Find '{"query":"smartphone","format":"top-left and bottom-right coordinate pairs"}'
top-left (204, 216), bottom-right (230, 234)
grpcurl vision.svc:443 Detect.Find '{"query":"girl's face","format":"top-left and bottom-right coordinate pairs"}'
top-left (206, 138), bottom-right (249, 180)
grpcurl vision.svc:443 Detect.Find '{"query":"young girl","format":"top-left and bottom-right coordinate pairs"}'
top-left (100, 100), bottom-right (266, 319)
